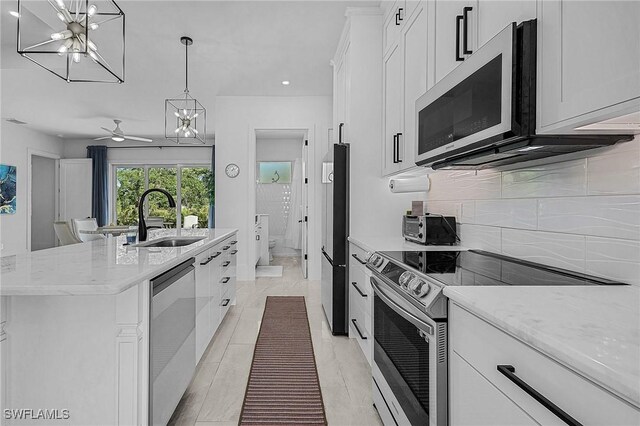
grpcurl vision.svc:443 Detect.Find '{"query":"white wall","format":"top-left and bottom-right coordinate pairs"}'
top-left (215, 96), bottom-right (332, 281)
top-left (0, 124), bottom-right (64, 256)
top-left (422, 136), bottom-right (640, 286)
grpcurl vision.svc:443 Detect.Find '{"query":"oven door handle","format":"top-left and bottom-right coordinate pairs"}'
top-left (371, 277), bottom-right (433, 335)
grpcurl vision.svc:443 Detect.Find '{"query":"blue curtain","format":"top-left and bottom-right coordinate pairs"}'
top-left (87, 145), bottom-right (109, 226)
top-left (208, 146), bottom-right (215, 228)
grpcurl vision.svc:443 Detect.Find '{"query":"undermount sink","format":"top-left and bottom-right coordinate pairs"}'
top-left (133, 236), bottom-right (205, 248)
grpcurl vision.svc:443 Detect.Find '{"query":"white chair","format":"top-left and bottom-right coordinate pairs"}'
top-left (183, 215), bottom-right (199, 229)
top-left (53, 221), bottom-right (81, 245)
top-left (71, 218), bottom-right (105, 242)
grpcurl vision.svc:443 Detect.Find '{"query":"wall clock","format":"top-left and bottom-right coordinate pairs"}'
top-left (225, 163), bottom-right (240, 178)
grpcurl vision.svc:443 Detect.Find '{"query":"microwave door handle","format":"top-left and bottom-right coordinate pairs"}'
top-left (463, 7), bottom-right (473, 55)
top-left (371, 277), bottom-right (433, 335)
top-left (456, 15), bottom-right (464, 61)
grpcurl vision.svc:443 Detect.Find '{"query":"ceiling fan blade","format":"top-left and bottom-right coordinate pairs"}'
top-left (93, 136), bottom-right (111, 141)
top-left (124, 135), bottom-right (153, 143)
top-left (100, 127), bottom-right (114, 134)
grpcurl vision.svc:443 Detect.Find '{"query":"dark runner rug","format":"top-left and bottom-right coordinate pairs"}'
top-left (239, 296), bottom-right (327, 425)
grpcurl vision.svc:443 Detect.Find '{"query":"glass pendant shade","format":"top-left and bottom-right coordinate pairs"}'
top-left (16, 0), bottom-right (125, 83)
top-left (165, 36), bottom-right (206, 144)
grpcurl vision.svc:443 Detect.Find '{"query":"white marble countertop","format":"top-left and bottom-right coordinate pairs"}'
top-left (444, 285), bottom-right (640, 408)
top-left (0, 228), bottom-right (238, 296)
top-left (348, 235), bottom-right (465, 253)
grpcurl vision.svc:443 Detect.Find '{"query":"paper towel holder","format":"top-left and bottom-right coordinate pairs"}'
top-left (388, 175), bottom-right (431, 193)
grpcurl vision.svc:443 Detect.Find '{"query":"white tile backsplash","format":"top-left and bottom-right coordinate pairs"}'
top-left (475, 199), bottom-right (538, 229)
top-left (586, 237), bottom-right (640, 285)
top-left (501, 229), bottom-right (586, 272)
top-left (425, 136), bottom-right (640, 285)
top-left (587, 141), bottom-right (640, 195)
top-left (502, 159), bottom-right (587, 198)
top-left (538, 196), bottom-right (640, 240)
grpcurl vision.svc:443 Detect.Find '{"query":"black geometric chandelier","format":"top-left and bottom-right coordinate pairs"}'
top-left (16, 0), bottom-right (125, 83)
top-left (165, 36), bottom-right (206, 144)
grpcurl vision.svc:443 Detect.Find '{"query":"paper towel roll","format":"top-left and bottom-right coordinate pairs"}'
top-left (389, 175), bottom-right (430, 193)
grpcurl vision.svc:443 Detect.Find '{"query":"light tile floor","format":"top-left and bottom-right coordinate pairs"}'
top-left (168, 256), bottom-right (383, 426)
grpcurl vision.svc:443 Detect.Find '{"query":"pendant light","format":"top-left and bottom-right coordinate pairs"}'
top-left (16, 0), bottom-right (125, 83)
top-left (165, 36), bottom-right (206, 144)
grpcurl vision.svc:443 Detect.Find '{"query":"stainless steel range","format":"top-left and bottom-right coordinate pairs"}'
top-left (367, 249), bottom-right (622, 426)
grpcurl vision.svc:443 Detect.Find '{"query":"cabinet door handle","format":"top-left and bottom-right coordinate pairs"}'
top-left (497, 365), bottom-right (582, 426)
top-left (455, 15), bottom-right (464, 61)
top-left (230, 240), bottom-right (237, 245)
top-left (221, 277), bottom-right (230, 284)
top-left (211, 251), bottom-right (222, 258)
top-left (352, 253), bottom-right (368, 265)
top-left (221, 298), bottom-right (230, 307)
top-left (395, 8), bottom-right (404, 25)
top-left (351, 319), bottom-right (367, 340)
top-left (392, 134), bottom-right (398, 163)
top-left (338, 122), bottom-right (344, 143)
top-left (463, 7), bottom-right (473, 55)
top-left (223, 245), bottom-right (230, 251)
top-left (256, 235), bottom-right (260, 241)
top-left (351, 281), bottom-right (367, 298)
top-left (200, 256), bottom-right (213, 266)
top-left (222, 261), bottom-right (231, 267)
top-left (396, 133), bottom-right (403, 163)
top-left (230, 250), bottom-right (238, 255)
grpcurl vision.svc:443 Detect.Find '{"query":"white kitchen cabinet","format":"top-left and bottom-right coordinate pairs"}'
top-left (431, 0), bottom-right (476, 85)
top-left (537, 0), bottom-right (640, 133)
top-left (348, 242), bottom-right (373, 364)
top-left (475, 0), bottom-right (536, 48)
top-left (382, 1), bottom-right (428, 176)
top-left (195, 234), bottom-right (237, 364)
top-left (449, 303), bottom-right (640, 425)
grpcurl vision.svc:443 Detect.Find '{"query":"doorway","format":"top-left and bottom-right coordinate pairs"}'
top-left (254, 129), bottom-right (309, 278)
top-left (29, 153), bottom-right (59, 251)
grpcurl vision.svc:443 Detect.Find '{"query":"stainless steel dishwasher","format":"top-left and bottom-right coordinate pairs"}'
top-left (150, 258), bottom-right (196, 426)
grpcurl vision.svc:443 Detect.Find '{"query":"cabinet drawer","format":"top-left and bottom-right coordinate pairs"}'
top-left (450, 304), bottom-right (640, 425)
top-left (349, 243), bottom-right (372, 269)
top-left (349, 311), bottom-right (372, 365)
top-left (219, 295), bottom-right (232, 321)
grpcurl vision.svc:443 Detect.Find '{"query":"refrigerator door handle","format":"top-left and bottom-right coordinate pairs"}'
top-left (321, 247), bottom-right (334, 266)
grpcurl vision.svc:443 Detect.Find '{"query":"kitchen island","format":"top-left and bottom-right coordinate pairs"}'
top-left (0, 228), bottom-right (238, 425)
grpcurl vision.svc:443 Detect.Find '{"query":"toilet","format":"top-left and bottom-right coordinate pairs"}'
top-left (268, 239), bottom-right (276, 262)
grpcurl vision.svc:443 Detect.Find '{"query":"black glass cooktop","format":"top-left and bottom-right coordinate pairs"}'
top-left (380, 250), bottom-right (623, 287)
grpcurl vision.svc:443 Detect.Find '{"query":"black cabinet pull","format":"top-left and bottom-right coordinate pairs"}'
top-left (223, 245), bottom-right (230, 251)
top-left (463, 7), bottom-right (473, 55)
top-left (351, 319), bottom-right (367, 340)
top-left (256, 235), bottom-right (260, 241)
top-left (396, 133), bottom-right (403, 163)
top-left (222, 261), bottom-right (231, 267)
top-left (230, 250), bottom-right (238, 255)
top-left (230, 240), bottom-right (237, 245)
top-left (497, 365), bottom-right (582, 426)
top-left (221, 277), bottom-right (230, 284)
top-left (221, 298), bottom-right (230, 307)
top-left (200, 256), bottom-right (213, 266)
top-left (211, 251), bottom-right (222, 258)
top-left (455, 15), bottom-right (464, 61)
top-left (395, 7), bottom-right (403, 25)
top-left (352, 253), bottom-right (368, 265)
top-left (392, 134), bottom-right (398, 163)
top-left (339, 122), bottom-right (344, 143)
top-left (351, 282), bottom-right (367, 298)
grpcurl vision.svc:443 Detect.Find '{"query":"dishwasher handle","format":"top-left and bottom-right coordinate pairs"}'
top-left (152, 258), bottom-right (195, 296)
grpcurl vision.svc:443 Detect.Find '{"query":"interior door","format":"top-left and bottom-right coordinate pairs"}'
top-left (301, 138), bottom-right (309, 278)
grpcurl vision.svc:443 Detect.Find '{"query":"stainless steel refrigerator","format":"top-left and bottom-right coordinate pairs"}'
top-left (321, 143), bottom-right (349, 335)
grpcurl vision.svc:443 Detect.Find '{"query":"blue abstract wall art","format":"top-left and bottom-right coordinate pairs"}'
top-left (0, 165), bottom-right (17, 215)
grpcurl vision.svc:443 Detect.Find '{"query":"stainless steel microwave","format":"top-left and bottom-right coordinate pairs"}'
top-left (415, 20), bottom-right (630, 170)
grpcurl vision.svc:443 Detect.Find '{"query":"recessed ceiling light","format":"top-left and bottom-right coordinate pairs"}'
top-left (281, 80), bottom-right (290, 86)
top-left (9, 11), bottom-right (20, 18)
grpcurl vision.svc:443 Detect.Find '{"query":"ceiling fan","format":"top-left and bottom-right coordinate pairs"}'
top-left (94, 120), bottom-right (152, 143)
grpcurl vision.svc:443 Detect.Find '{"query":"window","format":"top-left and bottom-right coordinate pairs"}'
top-left (113, 165), bottom-right (212, 228)
top-left (258, 161), bottom-right (292, 184)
